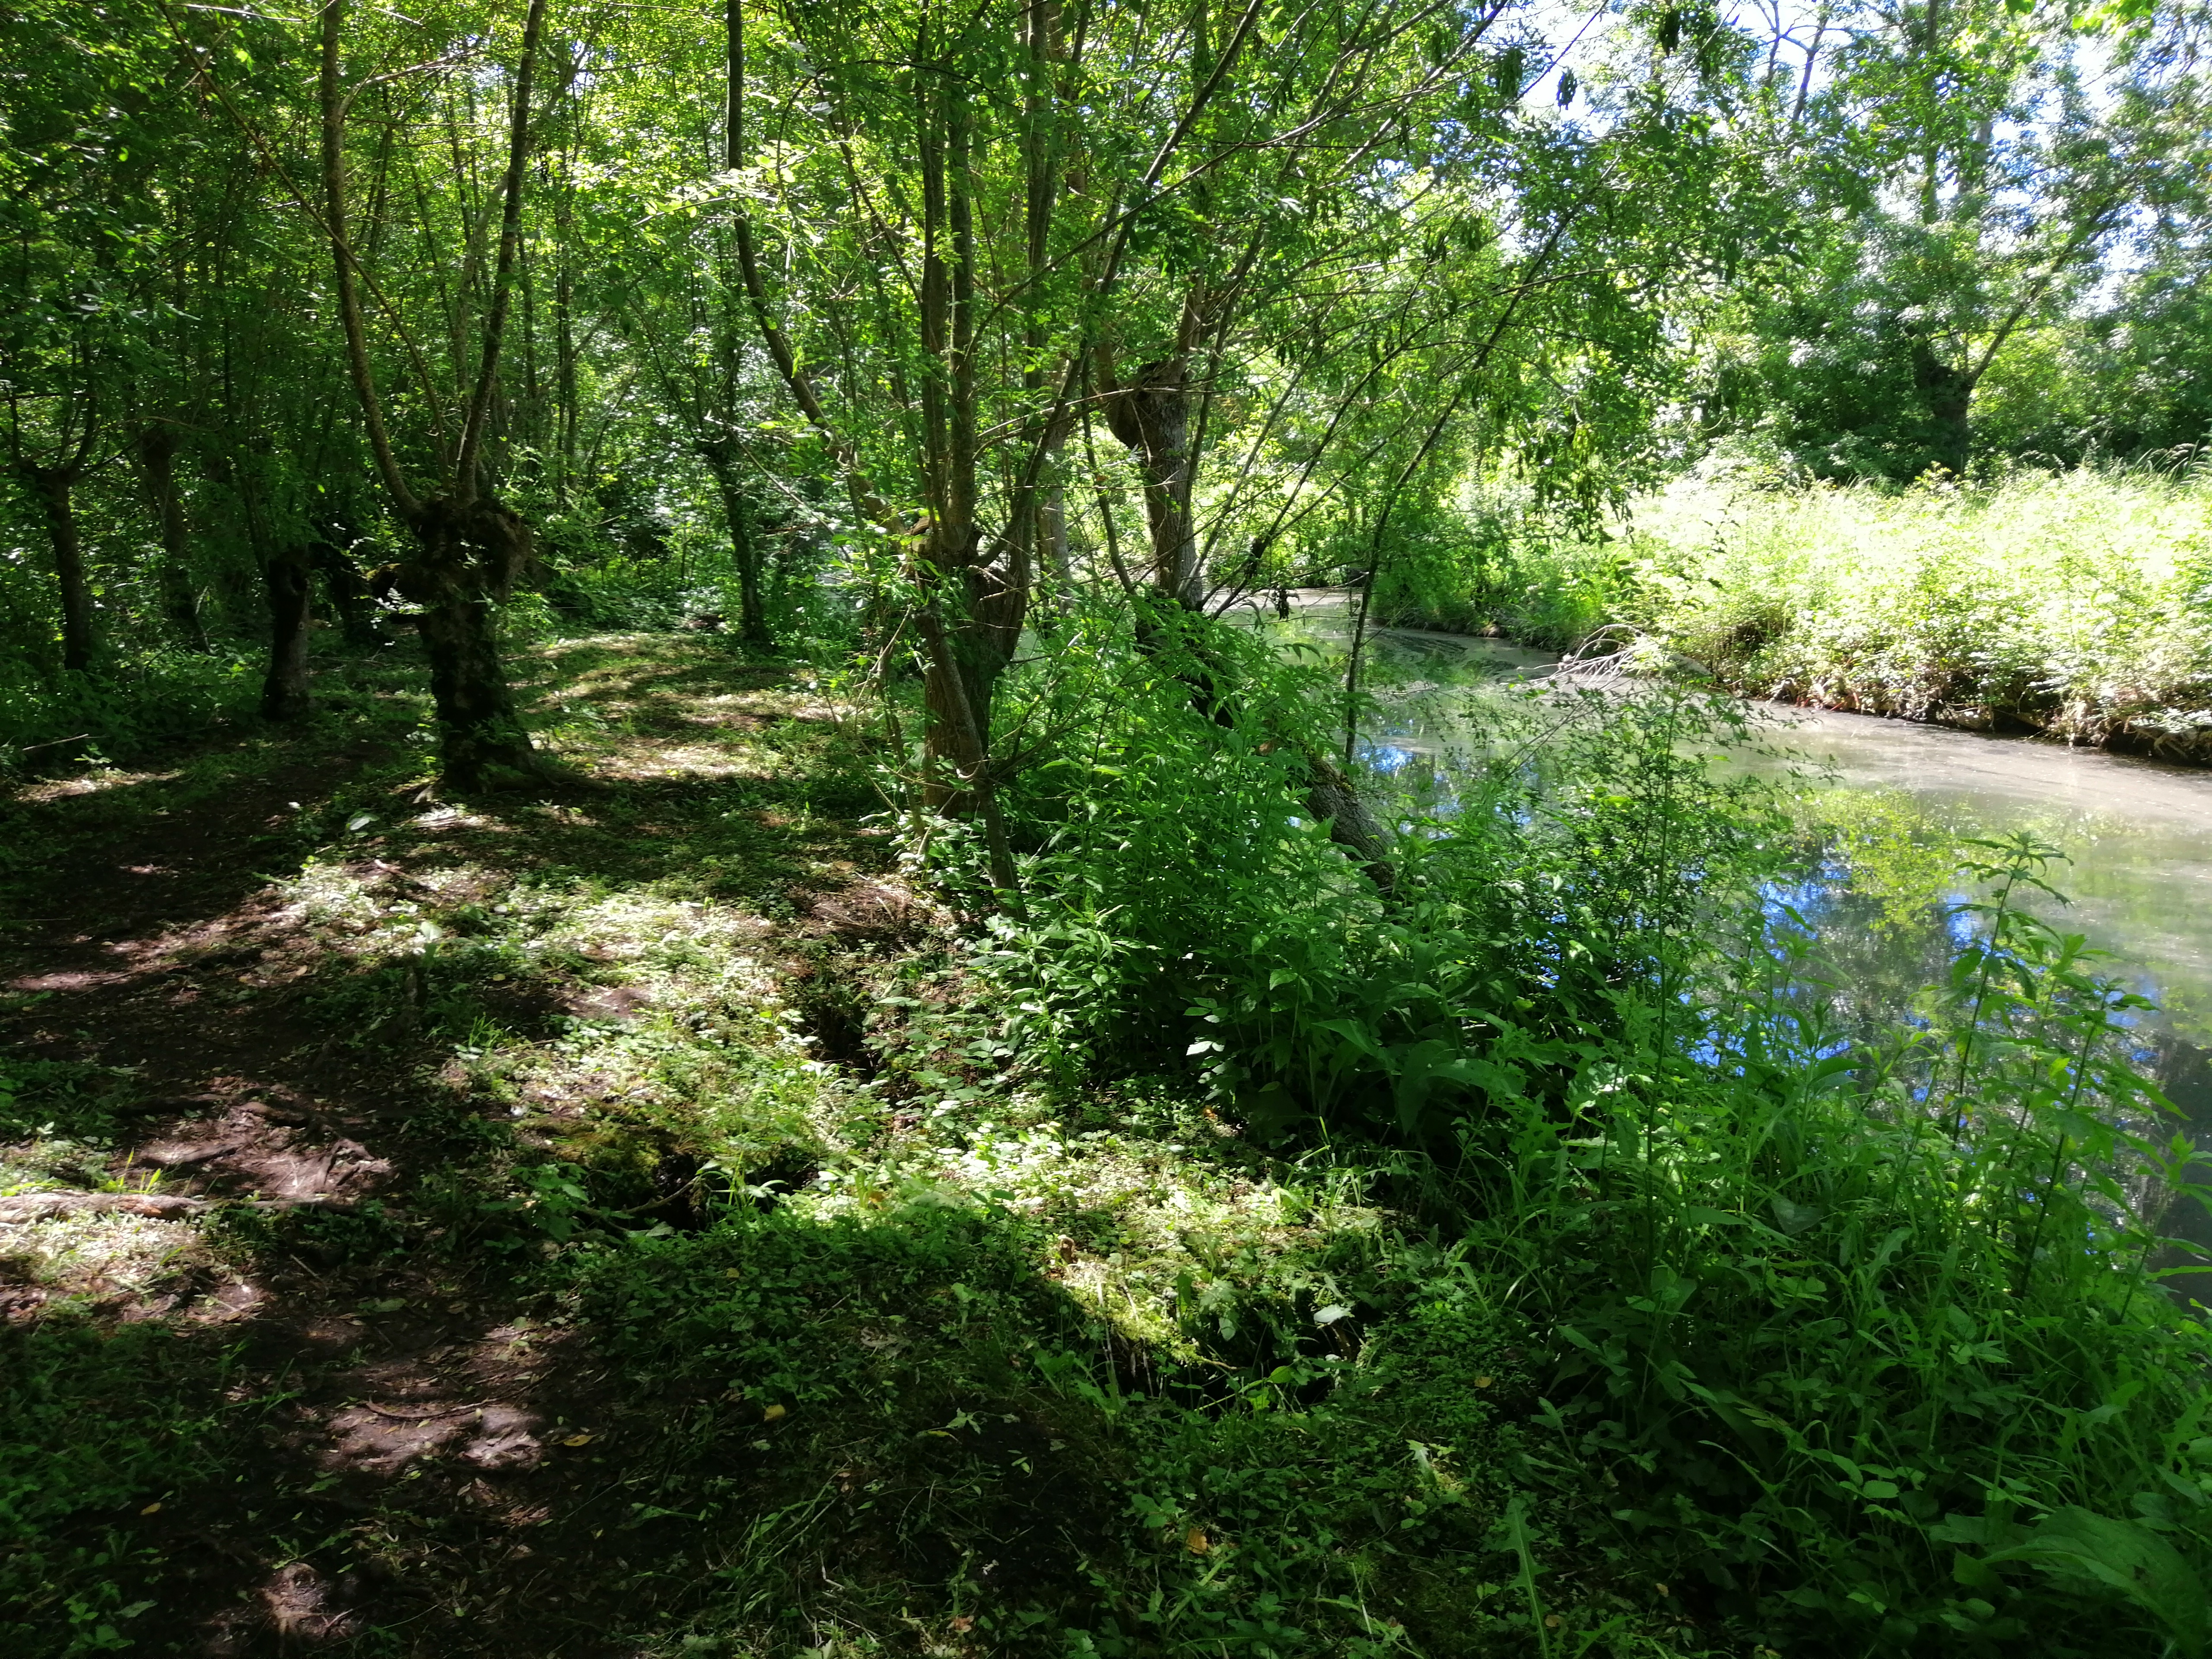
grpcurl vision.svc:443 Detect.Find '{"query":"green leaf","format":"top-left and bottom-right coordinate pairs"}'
top-left (1769, 1195), bottom-right (1823, 1236)
top-left (1986, 1507), bottom-right (2212, 1647)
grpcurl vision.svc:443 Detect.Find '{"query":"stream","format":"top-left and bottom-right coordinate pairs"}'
top-left (1254, 592), bottom-right (2212, 1274)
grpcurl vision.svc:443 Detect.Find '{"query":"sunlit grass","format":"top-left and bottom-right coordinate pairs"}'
top-left (1472, 464), bottom-right (2212, 754)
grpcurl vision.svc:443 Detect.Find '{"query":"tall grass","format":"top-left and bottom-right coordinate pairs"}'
top-left (1408, 464), bottom-right (2212, 760)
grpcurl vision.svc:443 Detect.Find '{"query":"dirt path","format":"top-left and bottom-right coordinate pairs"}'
top-left (0, 639), bottom-right (906, 1656)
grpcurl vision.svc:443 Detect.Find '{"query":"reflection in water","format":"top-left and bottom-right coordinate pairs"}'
top-left (1253, 593), bottom-right (2212, 1287)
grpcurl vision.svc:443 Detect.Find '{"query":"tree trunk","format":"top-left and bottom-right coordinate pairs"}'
top-left (1041, 470), bottom-right (1071, 601)
top-left (1301, 750), bottom-right (1395, 894)
top-left (914, 54), bottom-right (1025, 850)
top-left (1025, 468), bottom-right (1071, 627)
top-left (378, 498), bottom-right (545, 789)
top-left (1101, 356), bottom-right (1201, 606)
top-left (417, 587), bottom-right (527, 787)
top-left (706, 459), bottom-right (768, 645)
top-left (260, 547), bottom-right (315, 720)
top-left (1100, 351), bottom-right (1396, 892)
top-left (134, 429), bottom-right (208, 651)
top-left (1911, 338), bottom-right (1973, 477)
top-left (321, 0), bottom-right (551, 790)
top-left (916, 599), bottom-right (1021, 904)
top-left (27, 466), bottom-right (96, 673)
top-left (918, 524), bottom-right (1023, 809)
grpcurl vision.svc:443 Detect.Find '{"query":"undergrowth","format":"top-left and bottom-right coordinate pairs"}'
top-left (1378, 463), bottom-right (2212, 760)
top-left (939, 607), bottom-right (2212, 1656)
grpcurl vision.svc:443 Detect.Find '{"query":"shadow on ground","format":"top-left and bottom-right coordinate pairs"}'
top-left (0, 637), bottom-right (1137, 1656)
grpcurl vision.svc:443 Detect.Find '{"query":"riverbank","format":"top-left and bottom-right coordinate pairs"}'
top-left (7, 626), bottom-right (2212, 1657)
top-left (1376, 465), bottom-right (2212, 763)
top-left (1275, 591), bottom-right (2212, 1044)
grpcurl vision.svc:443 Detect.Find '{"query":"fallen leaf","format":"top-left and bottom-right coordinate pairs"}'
top-left (1475, 1374), bottom-right (1494, 1389)
top-left (761, 1403), bottom-right (787, 1423)
top-left (140, 1502), bottom-right (162, 1516)
top-left (1185, 1526), bottom-right (1211, 1556)
top-left (562, 1433), bottom-right (594, 1447)
top-left (1656, 1583), bottom-right (1670, 1597)
top-left (947, 1616), bottom-right (974, 1634)
top-left (1545, 1615), bottom-right (1561, 1630)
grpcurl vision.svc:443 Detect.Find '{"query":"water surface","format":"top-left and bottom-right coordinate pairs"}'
top-left (1249, 590), bottom-right (2212, 1287)
top-left (1255, 591), bottom-right (2212, 1046)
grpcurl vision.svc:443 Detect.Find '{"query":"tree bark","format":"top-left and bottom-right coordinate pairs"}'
top-left (374, 498), bottom-right (543, 788)
top-left (321, 0), bottom-right (550, 788)
top-left (1910, 338), bottom-right (1973, 477)
top-left (1100, 353), bottom-right (1202, 607)
top-left (704, 453), bottom-right (768, 644)
top-left (1039, 450), bottom-right (1072, 613)
top-left (1097, 337), bottom-right (1397, 891)
top-left (27, 466), bottom-right (96, 673)
top-left (133, 427), bottom-right (208, 651)
top-left (915, 601), bottom-right (1022, 905)
top-left (260, 546), bottom-right (314, 719)
top-left (914, 46), bottom-right (1022, 826)
top-left (1301, 751), bottom-right (1396, 893)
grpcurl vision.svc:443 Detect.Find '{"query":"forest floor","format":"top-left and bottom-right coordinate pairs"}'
top-left (0, 633), bottom-right (1702, 1659)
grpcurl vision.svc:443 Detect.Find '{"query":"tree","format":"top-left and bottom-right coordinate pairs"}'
top-left (1729, 0), bottom-right (2209, 477)
top-left (316, 0), bottom-right (554, 785)
top-left (0, 0), bottom-right (185, 673)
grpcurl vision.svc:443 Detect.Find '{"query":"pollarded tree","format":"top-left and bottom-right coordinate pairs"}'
top-left (311, 0), bottom-right (558, 786)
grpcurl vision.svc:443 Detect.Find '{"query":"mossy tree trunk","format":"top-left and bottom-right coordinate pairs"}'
top-left (376, 498), bottom-right (542, 788)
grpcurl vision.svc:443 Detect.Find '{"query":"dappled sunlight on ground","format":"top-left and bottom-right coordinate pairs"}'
top-left (0, 634), bottom-right (935, 1653)
top-left (0, 632), bottom-right (1532, 1658)
top-left (16, 768), bottom-right (184, 804)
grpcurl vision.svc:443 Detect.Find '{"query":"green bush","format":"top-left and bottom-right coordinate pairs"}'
top-left (0, 648), bottom-right (263, 767)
